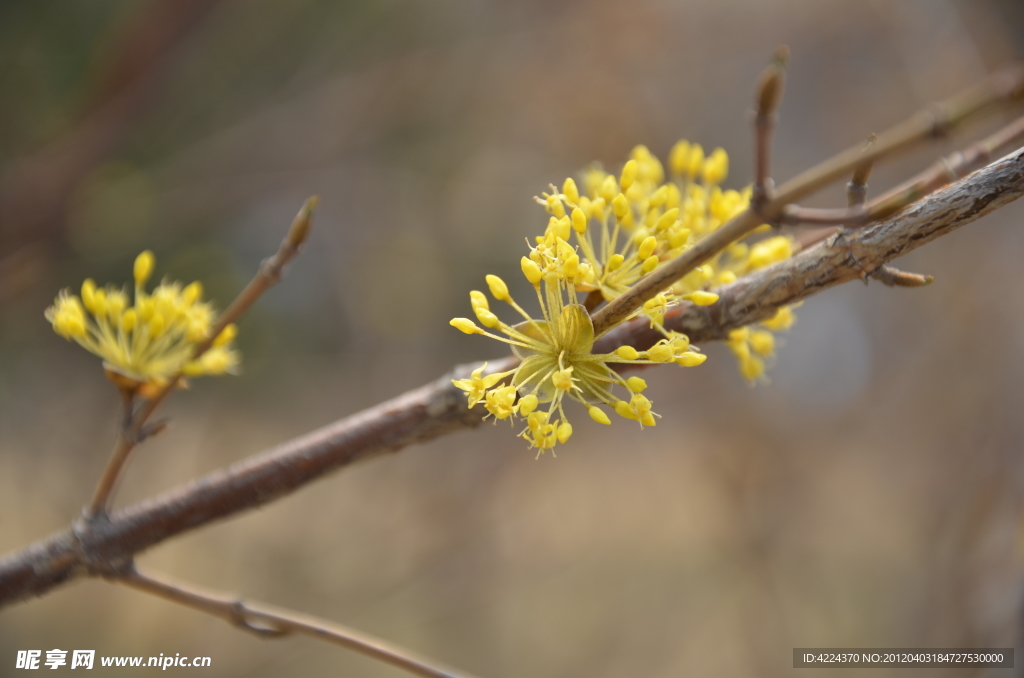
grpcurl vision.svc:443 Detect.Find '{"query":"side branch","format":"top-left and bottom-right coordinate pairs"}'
top-left (590, 63), bottom-right (1024, 335)
top-left (2, 148), bottom-right (1023, 607)
top-left (119, 568), bottom-right (478, 678)
top-left (604, 147), bottom-right (1024, 349)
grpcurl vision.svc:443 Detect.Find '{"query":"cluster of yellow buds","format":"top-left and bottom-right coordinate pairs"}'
top-left (533, 142), bottom-right (737, 309)
top-left (724, 305), bottom-right (798, 381)
top-left (45, 251), bottom-right (239, 396)
top-left (451, 139), bottom-right (800, 453)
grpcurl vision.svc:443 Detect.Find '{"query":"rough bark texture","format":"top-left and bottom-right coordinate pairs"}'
top-left (1, 147), bottom-right (1022, 608)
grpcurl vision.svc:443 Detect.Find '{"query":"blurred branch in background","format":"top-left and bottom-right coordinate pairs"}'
top-left (0, 0), bottom-right (220, 303)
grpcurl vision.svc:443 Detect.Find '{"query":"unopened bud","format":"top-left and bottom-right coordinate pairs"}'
top-left (287, 196), bottom-right (318, 249)
top-left (756, 46), bottom-right (789, 117)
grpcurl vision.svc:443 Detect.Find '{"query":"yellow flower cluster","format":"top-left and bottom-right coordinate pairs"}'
top-left (45, 251), bottom-right (239, 395)
top-left (450, 265), bottom-right (705, 455)
top-left (451, 139), bottom-right (801, 453)
top-left (537, 141), bottom-right (798, 381)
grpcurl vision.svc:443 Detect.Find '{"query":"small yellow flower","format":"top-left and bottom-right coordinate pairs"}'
top-left (45, 251), bottom-right (240, 393)
top-left (484, 385), bottom-right (519, 421)
top-left (450, 362), bottom-right (511, 408)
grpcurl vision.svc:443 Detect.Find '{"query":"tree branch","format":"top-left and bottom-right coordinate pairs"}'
top-left (589, 62), bottom-right (1024, 336)
top-left (611, 146), bottom-right (1024, 347)
top-left (781, 113), bottom-right (1024, 228)
top-left (2, 145), bottom-right (1022, 608)
top-left (118, 568), bottom-right (479, 678)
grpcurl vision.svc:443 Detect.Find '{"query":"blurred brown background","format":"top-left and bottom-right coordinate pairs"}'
top-left (3, 0), bottom-right (1024, 675)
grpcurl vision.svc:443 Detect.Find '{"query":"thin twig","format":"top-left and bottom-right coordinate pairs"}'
top-left (131, 196), bottom-right (319, 424)
top-left (797, 113), bottom-right (1024, 250)
top-left (752, 46), bottom-right (788, 208)
top-left (870, 112), bottom-right (1024, 221)
top-left (3, 146), bottom-right (1022, 607)
top-left (83, 197), bottom-right (318, 520)
top-left (780, 203), bottom-right (870, 226)
top-left (0, 0), bottom-right (221, 267)
top-left (590, 145), bottom-right (1024, 347)
top-left (118, 568), bottom-right (479, 678)
top-left (83, 391), bottom-right (140, 524)
top-left (589, 62), bottom-right (1024, 337)
top-left (779, 114), bottom-right (1024, 227)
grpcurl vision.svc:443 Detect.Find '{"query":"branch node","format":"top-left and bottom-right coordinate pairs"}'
top-left (229, 601), bottom-right (291, 638)
top-left (847, 134), bottom-right (876, 208)
top-left (751, 179), bottom-right (776, 212)
top-left (845, 181), bottom-right (868, 208)
top-left (938, 153), bottom-right (965, 183)
top-left (136, 419), bottom-right (170, 443)
top-left (72, 519), bottom-right (135, 578)
top-left (258, 255), bottom-right (287, 284)
top-left (780, 204), bottom-right (870, 227)
top-left (828, 221), bottom-right (935, 288)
